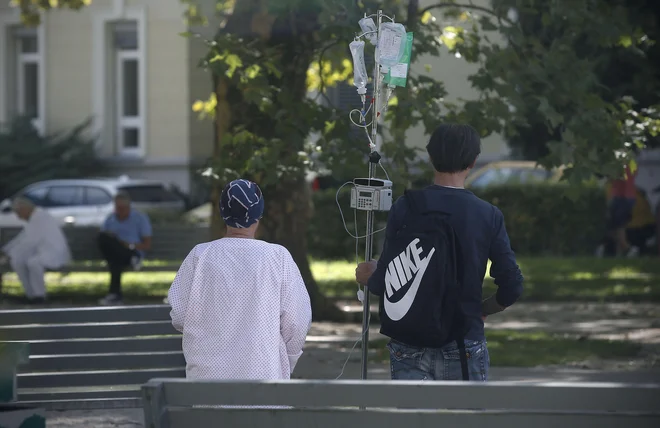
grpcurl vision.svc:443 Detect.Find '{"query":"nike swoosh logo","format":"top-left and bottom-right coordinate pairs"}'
top-left (384, 247), bottom-right (435, 321)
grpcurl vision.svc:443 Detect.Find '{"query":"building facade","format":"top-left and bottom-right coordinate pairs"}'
top-left (1, 0), bottom-right (510, 199)
top-left (0, 0), bottom-right (214, 198)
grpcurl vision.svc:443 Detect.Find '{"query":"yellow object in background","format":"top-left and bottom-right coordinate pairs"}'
top-left (605, 182), bottom-right (656, 228)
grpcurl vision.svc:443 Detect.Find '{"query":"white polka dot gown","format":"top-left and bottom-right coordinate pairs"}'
top-left (168, 237), bottom-right (312, 380)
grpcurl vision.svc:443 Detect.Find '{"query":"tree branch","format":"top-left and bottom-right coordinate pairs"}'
top-left (420, 2), bottom-right (514, 26)
top-left (314, 40), bottom-right (343, 109)
top-left (407, 0), bottom-right (420, 30)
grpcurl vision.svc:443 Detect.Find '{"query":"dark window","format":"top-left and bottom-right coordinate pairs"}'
top-left (20, 187), bottom-right (48, 205)
top-left (84, 187), bottom-right (113, 205)
top-left (122, 128), bottom-right (140, 148)
top-left (518, 168), bottom-right (552, 183)
top-left (470, 168), bottom-right (518, 187)
top-left (45, 186), bottom-right (84, 207)
top-left (122, 59), bottom-right (139, 117)
top-left (118, 185), bottom-right (181, 203)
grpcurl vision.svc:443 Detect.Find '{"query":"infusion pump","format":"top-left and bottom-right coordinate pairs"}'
top-left (350, 178), bottom-right (393, 212)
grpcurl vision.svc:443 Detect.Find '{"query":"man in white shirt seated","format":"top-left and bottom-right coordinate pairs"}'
top-left (0, 197), bottom-right (71, 303)
top-left (167, 179), bottom-right (312, 380)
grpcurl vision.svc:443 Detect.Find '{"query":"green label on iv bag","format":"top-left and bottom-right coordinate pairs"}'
top-left (384, 32), bottom-right (413, 88)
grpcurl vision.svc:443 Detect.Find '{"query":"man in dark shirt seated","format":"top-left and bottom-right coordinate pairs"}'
top-left (356, 123), bottom-right (524, 381)
top-left (97, 192), bottom-right (152, 306)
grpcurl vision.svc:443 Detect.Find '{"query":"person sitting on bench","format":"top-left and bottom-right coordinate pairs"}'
top-left (97, 192), bottom-right (152, 306)
top-left (0, 197), bottom-right (71, 303)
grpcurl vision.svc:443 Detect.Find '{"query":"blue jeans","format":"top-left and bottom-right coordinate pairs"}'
top-left (387, 339), bottom-right (490, 381)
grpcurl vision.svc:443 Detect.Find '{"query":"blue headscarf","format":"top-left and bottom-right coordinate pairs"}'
top-left (219, 179), bottom-right (265, 228)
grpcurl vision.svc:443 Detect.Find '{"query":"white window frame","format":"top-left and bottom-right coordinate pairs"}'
top-left (0, 10), bottom-right (46, 135)
top-left (115, 47), bottom-right (142, 156)
top-left (15, 31), bottom-right (42, 132)
top-left (92, 1), bottom-right (147, 158)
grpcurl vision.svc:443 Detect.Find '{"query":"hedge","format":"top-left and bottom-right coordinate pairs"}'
top-left (307, 184), bottom-right (607, 259)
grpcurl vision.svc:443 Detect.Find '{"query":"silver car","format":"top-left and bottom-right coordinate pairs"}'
top-left (0, 176), bottom-right (186, 228)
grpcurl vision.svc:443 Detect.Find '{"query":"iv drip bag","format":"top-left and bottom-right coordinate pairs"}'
top-left (359, 17), bottom-right (378, 45)
top-left (376, 22), bottom-right (406, 67)
top-left (349, 40), bottom-right (368, 94)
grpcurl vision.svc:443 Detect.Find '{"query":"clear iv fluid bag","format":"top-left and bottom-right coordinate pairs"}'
top-left (349, 40), bottom-right (368, 94)
top-left (359, 17), bottom-right (377, 45)
top-left (376, 22), bottom-right (406, 67)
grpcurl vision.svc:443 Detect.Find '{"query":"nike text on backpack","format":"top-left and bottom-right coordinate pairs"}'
top-left (374, 189), bottom-right (469, 380)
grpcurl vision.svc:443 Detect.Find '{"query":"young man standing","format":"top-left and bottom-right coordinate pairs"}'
top-left (356, 123), bottom-right (524, 381)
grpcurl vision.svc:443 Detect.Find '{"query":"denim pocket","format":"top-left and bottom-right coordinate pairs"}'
top-left (386, 340), bottom-right (428, 380)
top-left (441, 340), bottom-right (489, 381)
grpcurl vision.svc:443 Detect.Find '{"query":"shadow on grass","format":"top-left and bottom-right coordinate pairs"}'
top-left (369, 330), bottom-right (642, 367)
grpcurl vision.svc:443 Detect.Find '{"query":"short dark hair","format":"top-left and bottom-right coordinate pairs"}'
top-left (426, 124), bottom-right (481, 173)
top-left (114, 191), bottom-right (131, 204)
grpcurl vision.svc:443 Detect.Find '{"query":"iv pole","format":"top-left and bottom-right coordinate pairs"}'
top-left (360, 9), bottom-right (384, 381)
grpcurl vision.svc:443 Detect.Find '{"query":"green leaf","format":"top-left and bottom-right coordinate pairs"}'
top-left (537, 97), bottom-right (564, 129)
top-left (541, 13), bottom-right (552, 27)
top-left (629, 158), bottom-right (638, 174)
top-left (619, 35), bottom-right (633, 48)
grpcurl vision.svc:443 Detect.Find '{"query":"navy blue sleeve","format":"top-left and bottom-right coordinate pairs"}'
top-left (488, 207), bottom-right (524, 307)
top-left (367, 196), bottom-right (406, 297)
top-left (139, 212), bottom-right (153, 238)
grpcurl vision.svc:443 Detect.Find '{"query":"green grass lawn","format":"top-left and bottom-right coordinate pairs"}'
top-left (370, 330), bottom-right (642, 367)
top-left (316, 257), bottom-right (660, 302)
top-left (1, 257), bottom-right (659, 303)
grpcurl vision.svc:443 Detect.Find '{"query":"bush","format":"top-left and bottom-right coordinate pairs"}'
top-left (307, 187), bottom-right (389, 260)
top-left (0, 116), bottom-right (104, 200)
top-left (308, 183), bottom-right (607, 258)
top-left (472, 184), bottom-right (606, 256)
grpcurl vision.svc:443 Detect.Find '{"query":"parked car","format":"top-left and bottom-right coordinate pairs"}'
top-left (0, 176), bottom-right (186, 228)
top-left (465, 161), bottom-right (564, 188)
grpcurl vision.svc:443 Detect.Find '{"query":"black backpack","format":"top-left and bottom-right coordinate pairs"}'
top-left (374, 188), bottom-right (469, 380)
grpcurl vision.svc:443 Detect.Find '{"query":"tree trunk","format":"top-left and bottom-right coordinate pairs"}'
top-left (258, 177), bottom-right (344, 321)
top-left (206, 0), bottom-right (344, 320)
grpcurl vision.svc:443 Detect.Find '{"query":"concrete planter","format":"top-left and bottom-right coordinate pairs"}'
top-left (0, 405), bottom-right (46, 428)
top-left (0, 343), bottom-right (44, 427)
top-left (0, 343), bottom-right (29, 404)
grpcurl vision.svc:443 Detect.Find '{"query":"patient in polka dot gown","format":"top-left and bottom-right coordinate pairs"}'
top-left (167, 179), bottom-right (312, 381)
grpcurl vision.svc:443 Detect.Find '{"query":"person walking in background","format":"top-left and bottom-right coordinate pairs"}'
top-left (355, 123), bottom-right (524, 382)
top-left (168, 179), bottom-right (312, 380)
top-left (606, 164), bottom-right (640, 257)
top-left (97, 192), bottom-right (152, 305)
top-left (597, 181), bottom-right (656, 257)
top-left (0, 197), bottom-right (71, 303)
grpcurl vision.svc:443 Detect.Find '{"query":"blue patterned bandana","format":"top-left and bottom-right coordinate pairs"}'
top-left (219, 179), bottom-right (265, 228)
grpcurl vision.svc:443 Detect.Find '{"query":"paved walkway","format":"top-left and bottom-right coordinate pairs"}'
top-left (29, 302), bottom-right (660, 426)
top-left (45, 365), bottom-right (660, 428)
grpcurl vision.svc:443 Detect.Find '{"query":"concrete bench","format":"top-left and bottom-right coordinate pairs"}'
top-left (0, 305), bottom-right (185, 410)
top-left (0, 342), bottom-right (29, 403)
top-left (0, 342), bottom-right (46, 428)
top-left (141, 379), bottom-right (660, 428)
top-left (0, 225), bottom-right (209, 293)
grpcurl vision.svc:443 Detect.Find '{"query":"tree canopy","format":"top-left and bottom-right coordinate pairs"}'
top-left (13, 0), bottom-right (660, 317)
top-left (14, 0), bottom-right (659, 181)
